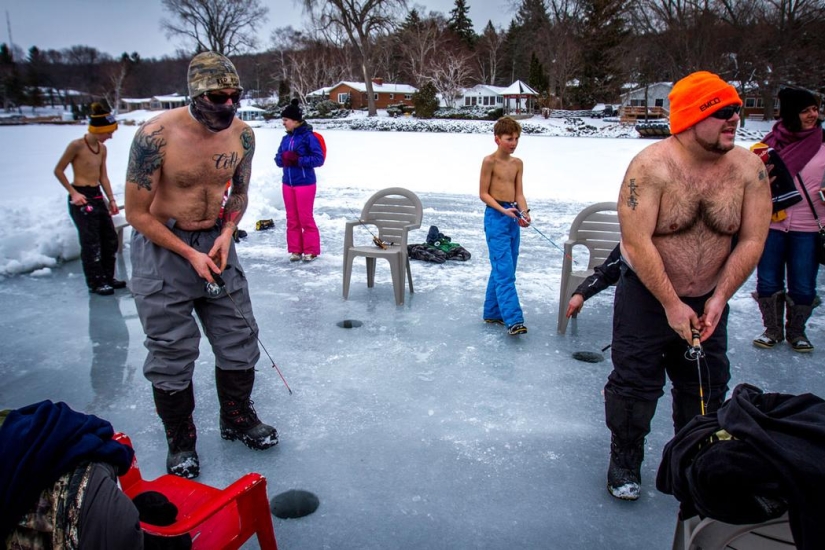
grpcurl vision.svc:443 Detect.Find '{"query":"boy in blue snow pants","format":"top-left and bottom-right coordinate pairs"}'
top-left (479, 116), bottom-right (531, 335)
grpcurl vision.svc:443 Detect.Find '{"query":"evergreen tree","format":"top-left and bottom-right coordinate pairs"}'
top-left (448, 0), bottom-right (476, 48)
top-left (402, 8), bottom-right (423, 31)
top-left (412, 81), bottom-right (439, 118)
top-left (504, 0), bottom-right (551, 83)
top-left (575, 0), bottom-right (630, 107)
top-left (1, 44), bottom-right (24, 112)
top-left (278, 80), bottom-right (291, 106)
top-left (528, 52), bottom-right (549, 95)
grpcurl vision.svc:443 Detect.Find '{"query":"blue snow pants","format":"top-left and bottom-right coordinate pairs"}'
top-left (483, 205), bottom-right (524, 327)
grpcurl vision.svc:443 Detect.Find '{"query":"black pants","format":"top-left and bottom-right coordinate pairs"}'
top-left (68, 186), bottom-right (118, 290)
top-left (607, 265), bottom-right (731, 405)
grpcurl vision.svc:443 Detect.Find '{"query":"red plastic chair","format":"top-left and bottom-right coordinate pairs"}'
top-left (114, 433), bottom-right (278, 550)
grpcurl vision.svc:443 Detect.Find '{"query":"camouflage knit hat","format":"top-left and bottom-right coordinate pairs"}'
top-left (187, 51), bottom-right (243, 98)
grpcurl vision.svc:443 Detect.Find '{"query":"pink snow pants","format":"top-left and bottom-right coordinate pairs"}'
top-left (283, 183), bottom-right (320, 256)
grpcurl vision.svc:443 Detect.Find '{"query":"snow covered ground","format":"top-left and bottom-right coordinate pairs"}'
top-left (1, 115), bottom-right (821, 549)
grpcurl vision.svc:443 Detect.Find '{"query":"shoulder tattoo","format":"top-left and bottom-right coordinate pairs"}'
top-left (126, 126), bottom-right (166, 191)
top-left (626, 178), bottom-right (639, 210)
top-left (241, 126), bottom-right (254, 154)
top-left (758, 168), bottom-right (767, 181)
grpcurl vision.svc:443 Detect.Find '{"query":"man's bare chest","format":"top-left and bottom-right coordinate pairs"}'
top-left (164, 140), bottom-right (242, 188)
top-left (655, 177), bottom-right (743, 237)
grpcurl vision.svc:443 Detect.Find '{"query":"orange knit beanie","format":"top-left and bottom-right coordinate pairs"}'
top-left (668, 71), bottom-right (741, 135)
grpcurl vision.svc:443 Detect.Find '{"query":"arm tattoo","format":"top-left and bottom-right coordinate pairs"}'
top-left (626, 178), bottom-right (639, 210)
top-left (224, 127), bottom-right (255, 225)
top-left (126, 127), bottom-right (166, 191)
top-left (758, 169), bottom-right (767, 181)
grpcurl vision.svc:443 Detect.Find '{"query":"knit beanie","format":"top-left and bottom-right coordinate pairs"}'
top-left (281, 99), bottom-right (303, 122)
top-left (88, 102), bottom-right (117, 134)
top-left (778, 88), bottom-right (818, 126)
top-left (187, 51), bottom-right (242, 99)
top-left (668, 71), bottom-right (741, 135)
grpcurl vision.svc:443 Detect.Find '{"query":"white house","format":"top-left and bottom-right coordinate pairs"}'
top-left (119, 93), bottom-right (188, 113)
top-left (620, 82), bottom-right (673, 110)
top-left (453, 81), bottom-right (539, 113)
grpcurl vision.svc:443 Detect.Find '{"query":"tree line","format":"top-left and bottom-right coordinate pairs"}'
top-left (2, 0), bottom-right (823, 117)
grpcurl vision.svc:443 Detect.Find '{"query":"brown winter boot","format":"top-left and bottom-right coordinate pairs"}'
top-left (785, 296), bottom-right (819, 353)
top-left (215, 367), bottom-right (279, 450)
top-left (752, 291), bottom-right (785, 349)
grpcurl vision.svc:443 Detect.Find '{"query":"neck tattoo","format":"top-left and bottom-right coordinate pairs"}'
top-left (84, 135), bottom-right (100, 155)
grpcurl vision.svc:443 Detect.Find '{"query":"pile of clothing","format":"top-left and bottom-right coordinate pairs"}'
top-left (657, 383), bottom-right (825, 550)
top-left (408, 226), bottom-right (471, 264)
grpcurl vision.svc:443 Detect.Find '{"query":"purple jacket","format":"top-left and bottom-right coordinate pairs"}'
top-left (770, 145), bottom-right (825, 233)
top-left (274, 123), bottom-right (325, 187)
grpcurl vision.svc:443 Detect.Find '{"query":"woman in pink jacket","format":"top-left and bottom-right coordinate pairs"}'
top-left (753, 88), bottom-right (825, 352)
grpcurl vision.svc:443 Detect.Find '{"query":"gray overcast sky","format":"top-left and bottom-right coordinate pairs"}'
top-left (2, 0), bottom-right (514, 60)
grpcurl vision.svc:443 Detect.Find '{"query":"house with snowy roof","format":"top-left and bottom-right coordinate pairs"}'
top-left (452, 80), bottom-right (538, 114)
top-left (327, 79), bottom-right (417, 110)
top-left (119, 93), bottom-right (188, 113)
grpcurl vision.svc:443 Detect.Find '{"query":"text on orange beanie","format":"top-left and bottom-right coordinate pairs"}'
top-left (668, 71), bottom-right (741, 135)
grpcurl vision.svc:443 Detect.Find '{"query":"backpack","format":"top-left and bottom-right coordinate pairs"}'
top-left (312, 131), bottom-right (327, 161)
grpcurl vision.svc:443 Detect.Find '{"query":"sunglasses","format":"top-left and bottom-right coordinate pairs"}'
top-left (710, 105), bottom-right (741, 120)
top-left (204, 91), bottom-right (241, 104)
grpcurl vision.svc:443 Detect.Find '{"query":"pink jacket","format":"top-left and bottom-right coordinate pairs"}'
top-left (770, 144), bottom-right (825, 233)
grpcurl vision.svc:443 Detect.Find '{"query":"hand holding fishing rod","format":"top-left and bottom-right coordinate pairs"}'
top-left (208, 271), bottom-right (293, 395)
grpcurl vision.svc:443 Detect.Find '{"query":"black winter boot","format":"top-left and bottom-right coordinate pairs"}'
top-left (785, 296), bottom-right (819, 352)
top-left (672, 388), bottom-right (725, 435)
top-left (215, 367), bottom-right (278, 450)
top-left (752, 291), bottom-right (785, 348)
top-left (152, 384), bottom-right (199, 479)
top-left (605, 390), bottom-right (658, 501)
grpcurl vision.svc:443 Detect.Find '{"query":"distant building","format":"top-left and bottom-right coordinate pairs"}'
top-left (452, 81), bottom-right (538, 114)
top-left (119, 93), bottom-right (188, 113)
top-left (327, 79), bottom-right (417, 110)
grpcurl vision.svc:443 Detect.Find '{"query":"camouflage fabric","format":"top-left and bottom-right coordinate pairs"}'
top-left (408, 244), bottom-right (447, 264)
top-left (5, 463), bottom-right (91, 550)
top-left (187, 51), bottom-right (243, 98)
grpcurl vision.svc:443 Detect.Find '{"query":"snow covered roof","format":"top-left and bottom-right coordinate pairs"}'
top-left (462, 84), bottom-right (509, 96)
top-left (154, 94), bottom-right (187, 103)
top-left (121, 98), bottom-right (153, 104)
top-left (238, 105), bottom-right (265, 112)
top-left (333, 81), bottom-right (418, 94)
top-left (308, 87), bottom-right (332, 97)
top-left (501, 80), bottom-right (538, 96)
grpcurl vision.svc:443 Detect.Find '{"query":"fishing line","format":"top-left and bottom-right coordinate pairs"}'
top-left (347, 206), bottom-right (392, 249)
top-left (207, 272), bottom-right (293, 395)
top-left (515, 208), bottom-right (577, 265)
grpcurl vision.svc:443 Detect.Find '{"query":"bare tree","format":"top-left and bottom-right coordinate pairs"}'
top-left (428, 50), bottom-right (474, 107)
top-left (302, 0), bottom-right (407, 116)
top-left (395, 14), bottom-right (444, 85)
top-left (161, 0), bottom-right (269, 56)
top-left (102, 52), bottom-right (139, 115)
top-left (476, 21), bottom-right (505, 85)
top-left (288, 40), bottom-right (351, 104)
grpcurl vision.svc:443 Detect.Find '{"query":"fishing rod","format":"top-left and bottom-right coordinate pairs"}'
top-left (347, 206), bottom-right (392, 249)
top-left (687, 329), bottom-right (706, 415)
top-left (515, 208), bottom-right (578, 265)
top-left (206, 272), bottom-right (293, 395)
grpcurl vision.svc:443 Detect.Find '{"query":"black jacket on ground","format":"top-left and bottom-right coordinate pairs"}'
top-left (656, 383), bottom-right (825, 550)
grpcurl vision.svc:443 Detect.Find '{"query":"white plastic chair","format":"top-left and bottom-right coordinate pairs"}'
top-left (557, 202), bottom-right (620, 334)
top-left (342, 188), bottom-right (423, 305)
top-left (672, 513), bottom-right (795, 549)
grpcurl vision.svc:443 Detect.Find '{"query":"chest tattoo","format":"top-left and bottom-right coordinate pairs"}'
top-left (213, 151), bottom-right (239, 170)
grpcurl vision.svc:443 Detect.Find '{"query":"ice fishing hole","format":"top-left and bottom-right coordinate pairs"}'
top-left (337, 319), bottom-right (363, 329)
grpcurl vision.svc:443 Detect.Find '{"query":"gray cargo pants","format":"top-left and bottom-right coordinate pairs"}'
top-left (129, 220), bottom-right (260, 391)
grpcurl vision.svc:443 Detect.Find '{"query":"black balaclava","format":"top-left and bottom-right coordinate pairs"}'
top-left (189, 95), bottom-right (237, 132)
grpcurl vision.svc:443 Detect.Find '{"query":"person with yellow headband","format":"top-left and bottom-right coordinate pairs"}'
top-left (54, 102), bottom-right (123, 296)
top-left (602, 71), bottom-right (772, 500)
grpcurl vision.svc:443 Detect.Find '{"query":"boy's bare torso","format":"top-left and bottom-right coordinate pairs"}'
top-left (140, 109), bottom-right (245, 231)
top-left (631, 140), bottom-right (752, 296)
top-left (70, 139), bottom-right (105, 187)
top-left (485, 153), bottom-right (522, 202)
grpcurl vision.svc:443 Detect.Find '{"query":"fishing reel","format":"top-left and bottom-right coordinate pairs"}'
top-left (372, 236), bottom-right (389, 250)
top-left (687, 329), bottom-right (705, 360)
